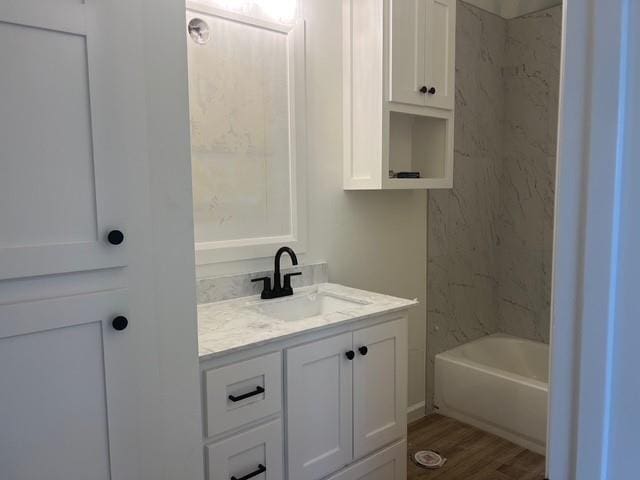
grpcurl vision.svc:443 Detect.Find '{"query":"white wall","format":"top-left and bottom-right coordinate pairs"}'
top-left (196, 0), bottom-right (428, 416)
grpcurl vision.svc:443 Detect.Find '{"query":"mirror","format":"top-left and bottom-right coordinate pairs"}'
top-left (186, 2), bottom-right (306, 264)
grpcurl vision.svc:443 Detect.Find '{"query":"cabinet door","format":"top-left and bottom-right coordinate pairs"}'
top-left (325, 440), bottom-right (406, 480)
top-left (424, 0), bottom-right (456, 109)
top-left (353, 318), bottom-right (408, 459)
top-left (0, 291), bottom-right (137, 480)
top-left (389, 0), bottom-right (427, 105)
top-left (0, 0), bottom-right (127, 280)
top-left (287, 333), bottom-right (353, 480)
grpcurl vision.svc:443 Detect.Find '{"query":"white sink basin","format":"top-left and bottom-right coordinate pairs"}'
top-left (249, 290), bottom-right (370, 322)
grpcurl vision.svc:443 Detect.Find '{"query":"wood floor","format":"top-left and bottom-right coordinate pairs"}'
top-left (407, 415), bottom-right (546, 480)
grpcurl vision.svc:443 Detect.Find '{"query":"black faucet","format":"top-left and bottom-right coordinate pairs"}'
top-left (251, 247), bottom-right (302, 299)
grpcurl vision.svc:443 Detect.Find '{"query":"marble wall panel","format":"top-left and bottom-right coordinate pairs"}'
top-left (497, 6), bottom-right (562, 343)
top-left (427, 2), bottom-right (506, 410)
top-left (426, 2), bottom-right (561, 409)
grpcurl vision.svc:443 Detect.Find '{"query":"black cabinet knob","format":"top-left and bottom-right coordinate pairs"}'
top-left (107, 229), bottom-right (125, 246)
top-left (345, 350), bottom-right (355, 360)
top-left (358, 346), bottom-right (368, 356)
top-left (112, 316), bottom-right (128, 331)
top-left (419, 86), bottom-right (428, 94)
top-left (428, 87), bottom-right (436, 95)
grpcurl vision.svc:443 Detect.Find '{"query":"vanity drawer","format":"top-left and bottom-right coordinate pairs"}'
top-left (206, 419), bottom-right (283, 480)
top-left (204, 351), bottom-right (282, 438)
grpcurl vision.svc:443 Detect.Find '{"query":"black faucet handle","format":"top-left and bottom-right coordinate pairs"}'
top-left (251, 276), bottom-right (272, 299)
top-left (283, 272), bottom-right (302, 290)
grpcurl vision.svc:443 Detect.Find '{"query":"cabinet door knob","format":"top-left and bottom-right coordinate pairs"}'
top-left (358, 346), bottom-right (368, 356)
top-left (345, 350), bottom-right (355, 360)
top-left (419, 86), bottom-right (428, 94)
top-left (107, 229), bottom-right (125, 246)
top-left (112, 316), bottom-right (129, 331)
top-left (428, 87), bottom-right (436, 95)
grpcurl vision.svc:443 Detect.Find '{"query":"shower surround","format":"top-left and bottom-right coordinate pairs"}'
top-left (426, 2), bottom-right (561, 410)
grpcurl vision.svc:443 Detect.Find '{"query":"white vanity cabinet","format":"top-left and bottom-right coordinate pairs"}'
top-left (200, 312), bottom-right (409, 480)
top-left (324, 440), bottom-right (407, 480)
top-left (343, 0), bottom-right (456, 190)
top-left (287, 317), bottom-right (408, 480)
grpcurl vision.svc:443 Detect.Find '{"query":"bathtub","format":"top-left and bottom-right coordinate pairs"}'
top-left (434, 334), bottom-right (549, 454)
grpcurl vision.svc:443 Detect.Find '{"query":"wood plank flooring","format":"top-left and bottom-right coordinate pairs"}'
top-left (407, 415), bottom-right (546, 480)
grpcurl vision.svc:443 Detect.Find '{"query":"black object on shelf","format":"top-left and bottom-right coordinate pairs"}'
top-left (396, 172), bottom-right (421, 179)
top-left (230, 464), bottom-right (266, 480)
top-left (228, 386), bottom-right (265, 403)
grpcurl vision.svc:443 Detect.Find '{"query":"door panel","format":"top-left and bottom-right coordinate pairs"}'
top-left (0, 290), bottom-right (132, 480)
top-left (389, 0), bottom-right (426, 105)
top-left (353, 318), bottom-right (407, 459)
top-left (325, 440), bottom-right (406, 480)
top-left (286, 333), bottom-right (353, 480)
top-left (424, 0), bottom-right (455, 109)
top-left (0, 0), bottom-right (127, 280)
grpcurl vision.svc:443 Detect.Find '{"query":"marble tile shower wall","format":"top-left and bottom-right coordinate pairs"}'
top-left (497, 7), bottom-right (562, 343)
top-left (427, 2), bottom-right (561, 409)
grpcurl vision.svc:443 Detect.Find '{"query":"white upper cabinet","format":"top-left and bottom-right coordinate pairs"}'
top-left (390, 0), bottom-right (455, 109)
top-left (0, 0), bottom-right (128, 280)
top-left (343, 0), bottom-right (456, 190)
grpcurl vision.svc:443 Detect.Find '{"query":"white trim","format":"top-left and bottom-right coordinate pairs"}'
top-left (407, 401), bottom-right (426, 423)
top-left (461, 0), bottom-right (561, 18)
top-left (547, 0), bottom-right (632, 478)
top-left (186, 1), bottom-right (295, 33)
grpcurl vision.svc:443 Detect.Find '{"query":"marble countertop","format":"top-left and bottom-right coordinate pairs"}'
top-left (198, 283), bottom-right (417, 361)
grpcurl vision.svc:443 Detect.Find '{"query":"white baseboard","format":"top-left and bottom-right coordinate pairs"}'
top-left (407, 401), bottom-right (426, 423)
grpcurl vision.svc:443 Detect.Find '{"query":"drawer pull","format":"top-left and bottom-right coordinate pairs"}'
top-left (230, 464), bottom-right (266, 480)
top-left (228, 386), bottom-right (265, 402)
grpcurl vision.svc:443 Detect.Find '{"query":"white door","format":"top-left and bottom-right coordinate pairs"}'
top-left (287, 333), bottom-right (354, 480)
top-left (0, 1), bottom-right (192, 479)
top-left (353, 318), bottom-right (407, 459)
top-left (423, 0), bottom-right (455, 109)
top-left (389, 0), bottom-right (427, 106)
top-left (0, 291), bottom-right (136, 480)
top-left (0, 0), bottom-right (128, 280)
top-left (324, 441), bottom-right (406, 480)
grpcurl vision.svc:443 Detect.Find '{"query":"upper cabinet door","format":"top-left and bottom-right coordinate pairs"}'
top-left (389, 0), bottom-right (427, 106)
top-left (353, 318), bottom-right (408, 459)
top-left (389, 0), bottom-right (455, 109)
top-left (287, 333), bottom-right (354, 480)
top-left (0, 0), bottom-right (127, 280)
top-left (424, 0), bottom-right (456, 109)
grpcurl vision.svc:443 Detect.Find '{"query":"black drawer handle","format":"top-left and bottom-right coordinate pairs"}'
top-left (231, 464), bottom-right (266, 480)
top-left (228, 386), bottom-right (265, 403)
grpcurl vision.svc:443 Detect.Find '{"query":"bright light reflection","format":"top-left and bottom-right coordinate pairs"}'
top-left (210, 0), bottom-right (297, 23)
